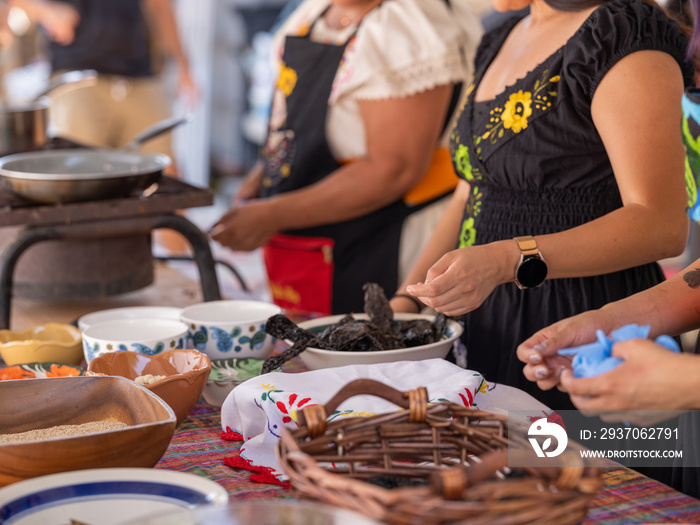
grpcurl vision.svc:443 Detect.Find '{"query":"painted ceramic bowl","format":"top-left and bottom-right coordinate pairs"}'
top-left (0, 376), bottom-right (176, 487)
top-left (82, 318), bottom-right (188, 364)
top-left (0, 323), bottom-right (83, 366)
top-left (292, 313), bottom-right (464, 370)
top-left (202, 357), bottom-right (265, 407)
top-left (180, 300), bottom-right (281, 360)
top-left (87, 349), bottom-right (211, 425)
top-left (77, 306), bottom-right (183, 332)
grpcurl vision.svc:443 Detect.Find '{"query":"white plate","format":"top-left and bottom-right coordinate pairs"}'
top-left (131, 500), bottom-right (382, 525)
top-left (0, 468), bottom-right (229, 525)
top-left (78, 307), bottom-right (183, 331)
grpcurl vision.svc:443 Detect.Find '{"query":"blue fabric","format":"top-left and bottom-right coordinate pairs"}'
top-left (558, 323), bottom-right (680, 378)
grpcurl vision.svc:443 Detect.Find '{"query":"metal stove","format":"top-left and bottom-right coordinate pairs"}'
top-left (0, 138), bottom-right (222, 329)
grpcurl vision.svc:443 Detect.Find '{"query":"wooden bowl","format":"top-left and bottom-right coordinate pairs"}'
top-left (0, 376), bottom-right (176, 487)
top-left (87, 349), bottom-right (211, 425)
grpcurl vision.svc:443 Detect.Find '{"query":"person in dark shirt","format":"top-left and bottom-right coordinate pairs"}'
top-left (8, 0), bottom-right (196, 158)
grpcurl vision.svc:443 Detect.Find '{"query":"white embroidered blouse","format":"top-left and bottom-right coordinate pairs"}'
top-left (271, 0), bottom-right (491, 160)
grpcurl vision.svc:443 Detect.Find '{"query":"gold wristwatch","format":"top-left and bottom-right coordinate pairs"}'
top-left (514, 236), bottom-right (548, 289)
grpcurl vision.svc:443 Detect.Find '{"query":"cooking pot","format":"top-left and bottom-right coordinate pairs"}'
top-left (0, 114), bottom-right (191, 204)
top-left (0, 69), bottom-right (98, 157)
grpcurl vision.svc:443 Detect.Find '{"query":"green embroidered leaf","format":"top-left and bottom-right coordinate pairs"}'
top-left (498, 128), bottom-right (504, 138)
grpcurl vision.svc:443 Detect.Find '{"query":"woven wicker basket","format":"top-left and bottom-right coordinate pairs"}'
top-left (278, 379), bottom-right (602, 525)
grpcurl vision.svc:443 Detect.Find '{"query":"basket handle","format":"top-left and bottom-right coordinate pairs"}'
top-left (432, 449), bottom-right (590, 500)
top-left (298, 378), bottom-right (428, 437)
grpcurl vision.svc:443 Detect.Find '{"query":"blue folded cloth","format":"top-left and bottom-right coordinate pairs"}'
top-left (557, 323), bottom-right (680, 378)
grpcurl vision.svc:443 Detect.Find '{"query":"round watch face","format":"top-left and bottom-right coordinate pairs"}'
top-left (517, 257), bottom-right (548, 288)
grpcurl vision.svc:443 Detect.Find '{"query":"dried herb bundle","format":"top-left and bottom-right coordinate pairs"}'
top-left (261, 283), bottom-right (448, 374)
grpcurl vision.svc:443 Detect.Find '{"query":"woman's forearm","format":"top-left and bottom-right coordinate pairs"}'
top-left (595, 260), bottom-right (700, 338)
top-left (265, 155), bottom-right (431, 231)
top-left (535, 204), bottom-right (688, 281)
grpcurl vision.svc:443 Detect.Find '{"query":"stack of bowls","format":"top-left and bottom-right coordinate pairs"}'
top-left (180, 300), bottom-right (281, 406)
top-left (77, 300), bottom-right (281, 408)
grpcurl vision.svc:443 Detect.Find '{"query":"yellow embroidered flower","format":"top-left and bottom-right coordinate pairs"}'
top-left (501, 90), bottom-right (533, 133)
top-left (277, 63), bottom-right (298, 97)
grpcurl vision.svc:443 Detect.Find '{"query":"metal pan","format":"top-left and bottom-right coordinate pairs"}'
top-left (0, 70), bottom-right (98, 157)
top-left (0, 115), bottom-right (190, 204)
top-left (0, 149), bottom-right (169, 203)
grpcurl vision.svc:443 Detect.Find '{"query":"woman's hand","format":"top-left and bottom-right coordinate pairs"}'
top-left (559, 339), bottom-right (700, 421)
top-left (405, 241), bottom-right (514, 317)
top-left (234, 162), bottom-right (264, 204)
top-left (210, 199), bottom-right (279, 252)
top-left (13, 0), bottom-right (80, 45)
top-left (516, 310), bottom-right (611, 390)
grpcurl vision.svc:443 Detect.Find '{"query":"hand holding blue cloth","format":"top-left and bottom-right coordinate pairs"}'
top-left (557, 324), bottom-right (680, 378)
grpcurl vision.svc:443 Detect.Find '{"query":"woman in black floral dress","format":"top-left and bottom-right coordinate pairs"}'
top-left (392, 0), bottom-right (695, 411)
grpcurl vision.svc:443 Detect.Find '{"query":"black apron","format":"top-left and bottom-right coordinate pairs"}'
top-left (260, 10), bottom-right (409, 315)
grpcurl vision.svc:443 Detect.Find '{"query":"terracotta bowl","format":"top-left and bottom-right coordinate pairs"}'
top-left (0, 376), bottom-right (176, 487)
top-left (87, 349), bottom-right (211, 425)
top-left (0, 323), bottom-right (83, 366)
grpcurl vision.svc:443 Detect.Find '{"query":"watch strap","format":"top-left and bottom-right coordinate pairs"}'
top-left (514, 235), bottom-right (540, 257)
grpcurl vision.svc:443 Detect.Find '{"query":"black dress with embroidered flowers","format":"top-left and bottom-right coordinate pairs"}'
top-left (450, 0), bottom-right (694, 410)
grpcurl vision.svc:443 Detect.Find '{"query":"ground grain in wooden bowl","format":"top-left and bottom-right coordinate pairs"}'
top-left (0, 420), bottom-right (128, 443)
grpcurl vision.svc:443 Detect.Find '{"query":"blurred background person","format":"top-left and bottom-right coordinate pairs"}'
top-left (8, 0), bottom-right (199, 254)
top-left (211, 0), bottom-right (490, 315)
top-left (8, 0), bottom-right (197, 162)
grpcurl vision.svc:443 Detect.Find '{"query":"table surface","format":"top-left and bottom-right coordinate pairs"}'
top-left (157, 400), bottom-right (700, 524)
top-left (6, 257), bottom-right (700, 523)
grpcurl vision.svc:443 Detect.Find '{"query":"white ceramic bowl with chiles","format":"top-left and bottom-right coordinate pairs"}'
top-left (180, 300), bottom-right (281, 361)
top-left (291, 313), bottom-right (464, 370)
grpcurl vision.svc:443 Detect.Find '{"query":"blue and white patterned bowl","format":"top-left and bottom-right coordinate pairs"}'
top-left (81, 318), bottom-right (188, 364)
top-left (180, 300), bottom-right (281, 361)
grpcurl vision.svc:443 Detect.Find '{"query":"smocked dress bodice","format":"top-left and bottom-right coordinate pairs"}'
top-left (450, 0), bottom-right (693, 247)
top-left (448, 0), bottom-right (693, 411)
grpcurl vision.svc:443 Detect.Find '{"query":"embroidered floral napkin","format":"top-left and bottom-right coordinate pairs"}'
top-left (221, 359), bottom-right (550, 480)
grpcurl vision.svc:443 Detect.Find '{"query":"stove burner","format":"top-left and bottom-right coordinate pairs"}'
top-left (0, 141), bottom-right (222, 329)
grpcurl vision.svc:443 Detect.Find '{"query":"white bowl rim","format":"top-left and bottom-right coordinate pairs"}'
top-left (180, 300), bottom-right (282, 324)
top-left (78, 306), bottom-right (183, 331)
top-left (82, 318), bottom-right (189, 341)
top-left (292, 313), bottom-right (463, 356)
